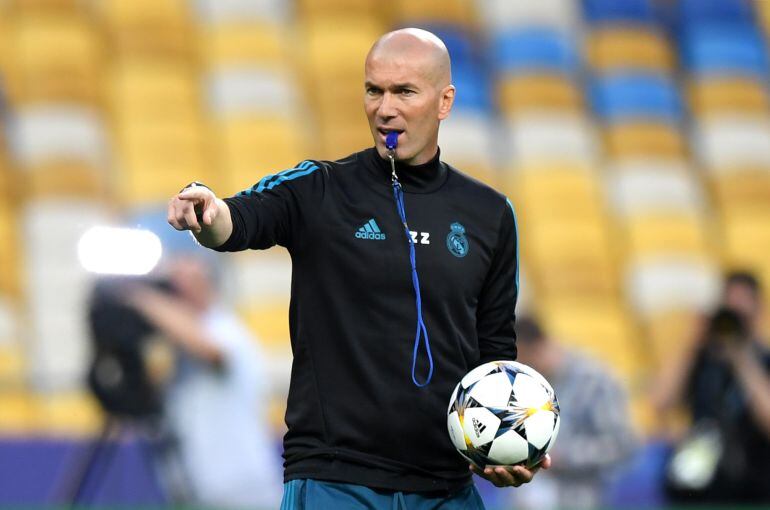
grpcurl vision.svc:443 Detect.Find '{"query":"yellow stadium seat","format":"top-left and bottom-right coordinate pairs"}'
top-left (0, 206), bottom-right (20, 296)
top-left (303, 19), bottom-right (383, 80)
top-left (497, 74), bottom-right (584, 113)
top-left (721, 213), bottom-right (770, 271)
top-left (313, 81), bottom-right (366, 125)
top-left (215, 117), bottom-right (308, 193)
top-left (317, 117), bottom-right (373, 161)
top-left (238, 301), bottom-right (291, 352)
top-left (587, 27), bottom-right (674, 73)
top-left (22, 161), bottom-right (105, 199)
top-left (109, 61), bottom-right (201, 122)
top-left (5, 15), bottom-right (101, 104)
top-left (524, 217), bottom-right (616, 269)
top-left (710, 170), bottom-right (770, 217)
top-left (392, 0), bottom-right (477, 24)
top-left (503, 167), bottom-right (605, 221)
top-left (643, 310), bottom-right (700, 371)
top-left (99, 0), bottom-right (194, 59)
top-left (689, 77), bottom-right (770, 116)
top-left (0, 390), bottom-right (36, 434)
top-left (33, 391), bottom-right (103, 437)
top-left (298, 0), bottom-right (383, 19)
top-left (541, 299), bottom-right (644, 381)
top-left (625, 213), bottom-right (711, 258)
top-left (605, 122), bottom-right (686, 159)
top-left (201, 23), bottom-right (289, 66)
top-left (3, 0), bottom-right (82, 14)
top-left (0, 343), bottom-right (25, 388)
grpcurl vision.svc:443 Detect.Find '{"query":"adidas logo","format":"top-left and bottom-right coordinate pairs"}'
top-left (472, 417), bottom-right (487, 437)
top-left (355, 218), bottom-right (386, 240)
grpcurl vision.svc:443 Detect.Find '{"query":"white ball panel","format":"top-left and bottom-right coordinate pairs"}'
top-left (448, 383), bottom-right (460, 413)
top-left (447, 411), bottom-right (467, 451)
top-left (524, 410), bottom-right (556, 449)
top-left (547, 415), bottom-right (561, 453)
top-left (512, 373), bottom-right (549, 408)
top-left (462, 407), bottom-right (500, 447)
top-left (467, 371), bottom-right (513, 408)
top-left (510, 361), bottom-right (555, 394)
top-left (461, 361), bottom-right (499, 388)
top-left (487, 429), bottom-right (530, 466)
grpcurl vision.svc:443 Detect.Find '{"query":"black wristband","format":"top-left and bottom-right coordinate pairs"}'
top-left (180, 181), bottom-right (213, 193)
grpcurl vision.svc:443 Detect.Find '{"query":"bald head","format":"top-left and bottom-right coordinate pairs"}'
top-left (366, 28), bottom-right (452, 89)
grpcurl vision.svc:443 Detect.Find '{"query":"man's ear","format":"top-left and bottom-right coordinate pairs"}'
top-left (438, 85), bottom-right (456, 120)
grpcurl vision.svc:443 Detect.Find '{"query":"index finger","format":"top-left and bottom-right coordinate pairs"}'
top-left (177, 188), bottom-right (211, 201)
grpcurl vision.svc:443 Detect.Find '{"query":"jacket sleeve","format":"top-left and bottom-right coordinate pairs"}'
top-left (476, 197), bottom-right (519, 364)
top-left (212, 160), bottom-right (326, 252)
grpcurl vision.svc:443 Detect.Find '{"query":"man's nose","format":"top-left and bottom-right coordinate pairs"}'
top-left (377, 92), bottom-right (398, 119)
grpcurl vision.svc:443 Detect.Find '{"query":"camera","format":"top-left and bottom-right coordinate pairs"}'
top-left (86, 276), bottom-right (175, 419)
top-left (706, 307), bottom-right (749, 346)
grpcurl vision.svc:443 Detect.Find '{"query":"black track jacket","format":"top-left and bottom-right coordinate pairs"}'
top-left (214, 147), bottom-right (519, 494)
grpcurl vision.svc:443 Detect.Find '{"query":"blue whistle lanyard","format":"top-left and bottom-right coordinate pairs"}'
top-left (389, 153), bottom-right (434, 387)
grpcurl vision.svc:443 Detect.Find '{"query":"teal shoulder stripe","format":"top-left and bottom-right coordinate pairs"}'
top-left (237, 160), bottom-right (316, 196)
top-left (263, 163), bottom-right (319, 191)
top-left (505, 197), bottom-right (520, 292)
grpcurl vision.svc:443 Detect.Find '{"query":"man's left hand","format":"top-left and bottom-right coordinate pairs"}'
top-left (469, 454), bottom-right (551, 487)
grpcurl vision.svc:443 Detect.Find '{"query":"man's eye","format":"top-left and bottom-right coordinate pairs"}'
top-left (401, 89), bottom-right (415, 96)
top-left (366, 88), bottom-right (381, 95)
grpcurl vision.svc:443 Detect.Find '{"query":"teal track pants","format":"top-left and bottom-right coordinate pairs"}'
top-left (280, 479), bottom-right (486, 510)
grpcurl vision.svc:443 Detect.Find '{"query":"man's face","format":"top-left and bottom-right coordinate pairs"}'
top-left (724, 282), bottom-right (760, 323)
top-left (364, 52), bottom-right (453, 165)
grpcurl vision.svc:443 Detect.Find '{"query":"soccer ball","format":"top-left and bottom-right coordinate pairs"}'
top-left (447, 360), bottom-right (560, 469)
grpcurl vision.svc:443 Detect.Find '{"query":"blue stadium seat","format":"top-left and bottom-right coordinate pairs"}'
top-left (591, 73), bottom-right (682, 122)
top-left (418, 26), bottom-right (477, 68)
top-left (681, 24), bottom-right (769, 77)
top-left (491, 28), bottom-right (579, 74)
top-left (678, 0), bottom-right (754, 26)
top-left (582, 0), bottom-right (656, 24)
top-left (451, 64), bottom-right (492, 112)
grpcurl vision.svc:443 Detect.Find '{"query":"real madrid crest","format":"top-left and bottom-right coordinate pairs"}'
top-left (446, 222), bottom-right (469, 258)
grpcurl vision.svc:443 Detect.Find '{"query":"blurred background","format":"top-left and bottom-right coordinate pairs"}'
top-left (1, 0), bottom-right (770, 508)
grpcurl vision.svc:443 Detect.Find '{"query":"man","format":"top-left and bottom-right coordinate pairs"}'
top-left (655, 271), bottom-right (770, 504)
top-left (511, 318), bottom-right (636, 510)
top-left (167, 28), bottom-right (548, 508)
top-left (124, 256), bottom-right (283, 508)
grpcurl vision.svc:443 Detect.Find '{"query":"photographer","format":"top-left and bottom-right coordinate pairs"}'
top-left (120, 255), bottom-right (283, 509)
top-left (654, 271), bottom-right (770, 504)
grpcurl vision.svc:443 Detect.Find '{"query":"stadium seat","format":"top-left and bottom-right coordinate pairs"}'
top-left (624, 213), bottom-right (711, 259)
top-left (9, 107), bottom-right (107, 169)
top-left (215, 116), bottom-right (307, 192)
top-left (391, 0), bottom-right (476, 25)
top-left (605, 122), bottom-right (686, 159)
top-left (194, 0), bottom-right (289, 24)
top-left (710, 170), bottom-right (770, 217)
top-left (678, 0), bottom-right (755, 26)
top-left (239, 300), bottom-right (292, 351)
top-left (450, 64), bottom-right (492, 112)
top-left (688, 77), bottom-right (770, 115)
top-left (478, 0), bottom-right (579, 31)
top-left (2, 0), bottom-right (83, 13)
top-left (302, 19), bottom-right (383, 81)
top-left (438, 112), bottom-right (496, 184)
top-left (0, 390), bottom-right (35, 433)
top-left (582, 0), bottom-right (657, 25)
top-left (497, 75), bottom-right (584, 113)
top-left (0, 205), bottom-right (20, 296)
top-left (591, 73), bottom-right (682, 122)
top-left (99, 0), bottom-right (194, 59)
top-left (644, 309), bottom-right (702, 370)
top-left (33, 391), bottom-right (103, 436)
top-left (504, 114), bottom-right (599, 166)
top-left (206, 68), bottom-right (299, 117)
top-left (721, 213), bottom-right (770, 271)
top-left (626, 257), bottom-right (721, 319)
top-left (5, 15), bottom-right (101, 104)
top-left (22, 162), bottom-right (105, 200)
top-left (681, 24), bottom-right (769, 78)
top-left (492, 28), bottom-right (580, 75)
top-left (694, 116), bottom-right (770, 170)
top-left (505, 167), bottom-right (605, 222)
top-left (541, 298), bottom-right (643, 381)
top-left (606, 164), bottom-right (703, 217)
top-left (22, 202), bottom-right (107, 389)
top-left (200, 23), bottom-right (289, 66)
top-left (0, 314), bottom-right (24, 389)
top-left (587, 27), bottom-right (674, 73)
top-left (524, 218), bottom-right (616, 276)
